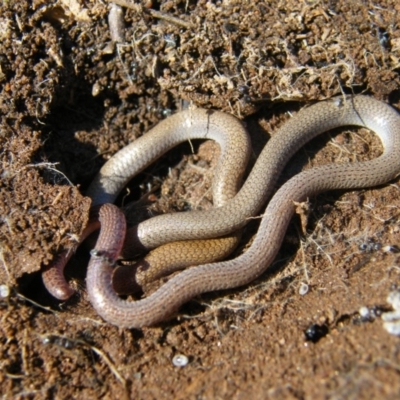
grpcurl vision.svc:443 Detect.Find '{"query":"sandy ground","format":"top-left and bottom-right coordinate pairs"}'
top-left (1, 0), bottom-right (400, 398)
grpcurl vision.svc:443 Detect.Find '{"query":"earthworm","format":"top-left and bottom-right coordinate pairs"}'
top-left (43, 109), bottom-right (251, 299)
top-left (87, 95), bottom-right (400, 328)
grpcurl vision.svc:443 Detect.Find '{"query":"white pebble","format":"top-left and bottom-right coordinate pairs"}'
top-left (172, 354), bottom-right (189, 367)
top-left (382, 245), bottom-right (400, 253)
top-left (382, 310), bottom-right (400, 322)
top-left (387, 290), bottom-right (400, 310)
top-left (382, 290), bottom-right (400, 336)
top-left (299, 282), bottom-right (309, 296)
top-left (0, 284), bottom-right (10, 299)
top-left (383, 321), bottom-right (400, 336)
top-left (359, 306), bottom-right (371, 319)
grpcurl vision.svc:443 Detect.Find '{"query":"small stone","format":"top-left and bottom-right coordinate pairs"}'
top-left (299, 282), bottom-right (309, 296)
top-left (0, 284), bottom-right (10, 299)
top-left (172, 354), bottom-right (189, 367)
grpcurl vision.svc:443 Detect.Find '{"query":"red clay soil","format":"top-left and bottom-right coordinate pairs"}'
top-left (1, 1), bottom-right (400, 399)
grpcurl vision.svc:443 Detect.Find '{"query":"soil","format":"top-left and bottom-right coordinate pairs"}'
top-left (1, 0), bottom-right (400, 399)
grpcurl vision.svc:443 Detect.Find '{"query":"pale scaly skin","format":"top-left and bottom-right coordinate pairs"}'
top-left (44, 109), bottom-right (251, 300)
top-left (114, 95), bottom-right (400, 293)
top-left (87, 95), bottom-right (400, 328)
top-left (130, 96), bottom-right (400, 249)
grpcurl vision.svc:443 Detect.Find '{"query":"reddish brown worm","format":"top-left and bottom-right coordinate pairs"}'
top-left (42, 208), bottom-right (100, 300)
top-left (88, 96), bottom-right (400, 328)
top-left (43, 109), bottom-right (251, 300)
